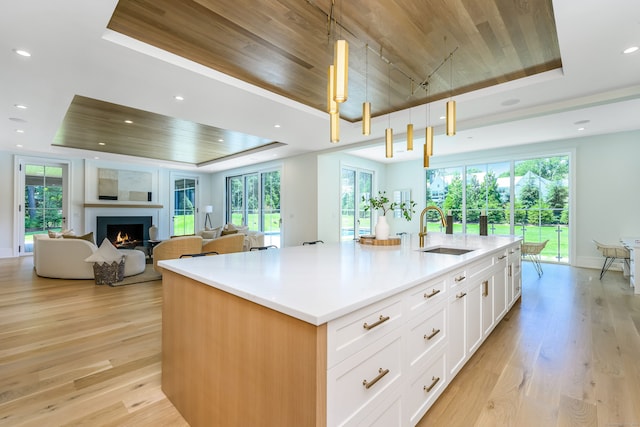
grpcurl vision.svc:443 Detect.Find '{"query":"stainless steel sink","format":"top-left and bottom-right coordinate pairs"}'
top-left (420, 247), bottom-right (475, 255)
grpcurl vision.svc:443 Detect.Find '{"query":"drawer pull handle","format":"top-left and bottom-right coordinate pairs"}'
top-left (456, 292), bottom-right (467, 299)
top-left (454, 275), bottom-right (466, 282)
top-left (482, 280), bottom-right (489, 297)
top-left (363, 315), bottom-right (390, 330)
top-left (498, 255), bottom-right (507, 260)
top-left (424, 328), bottom-right (441, 340)
top-left (424, 376), bottom-right (440, 393)
top-left (424, 289), bottom-right (441, 299)
top-left (363, 368), bottom-right (389, 389)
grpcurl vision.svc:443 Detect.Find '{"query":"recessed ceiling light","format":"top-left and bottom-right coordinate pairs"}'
top-left (578, 127), bottom-right (585, 131)
top-left (274, 124), bottom-right (281, 128)
top-left (15, 129), bottom-right (24, 133)
top-left (174, 95), bottom-right (184, 101)
top-left (218, 139), bottom-right (224, 142)
top-left (94, 156), bottom-right (100, 160)
top-left (623, 46), bottom-right (639, 54)
top-left (124, 120), bottom-right (133, 124)
top-left (14, 104), bottom-right (27, 109)
top-left (13, 48), bottom-right (31, 57)
top-left (501, 98), bottom-right (520, 106)
top-left (439, 116), bottom-right (446, 120)
top-left (16, 144), bottom-right (23, 148)
top-left (98, 142), bottom-right (106, 146)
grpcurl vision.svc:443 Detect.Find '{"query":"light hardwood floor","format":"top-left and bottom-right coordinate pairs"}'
top-left (1, 256), bottom-right (639, 426)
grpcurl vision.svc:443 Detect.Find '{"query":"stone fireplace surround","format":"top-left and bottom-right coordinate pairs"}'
top-left (96, 216), bottom-right (152, 246)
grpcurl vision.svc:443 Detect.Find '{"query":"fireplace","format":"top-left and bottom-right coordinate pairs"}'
top-left (96, 216), bottom-right (152, 247)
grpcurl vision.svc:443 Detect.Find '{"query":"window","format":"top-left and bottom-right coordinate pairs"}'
top-left (171, 176), bottom-right (197, 236)
top-left (427, 155), bottom-right (569, 263)
top-left (19, 160), bottom-right (68, 254)
top-left (340, 167), bottom-right (373, 240)
top-left (226, 169), bottom-right (281, 247)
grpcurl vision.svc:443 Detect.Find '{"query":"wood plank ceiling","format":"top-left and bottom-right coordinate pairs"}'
top-left (54, 0), bottom-right (561, 164)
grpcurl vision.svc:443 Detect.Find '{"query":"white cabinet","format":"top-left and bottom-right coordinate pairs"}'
top-left (406, 345), bottom-right (447, 425)
top-left (481, 276), bottom-right (494, 337)
top-left (493, 253), bottom-right (508, 322)
top-left (508, 245), bottom-right (522, 307)
top-left (466, 279), bottom-right (483, 355)
top-left (447, 283), bottom-right (468, 377)
top-left (326, 241), bottom-right (522, 426)
top-left (327, 330), bottom-right (403, 426)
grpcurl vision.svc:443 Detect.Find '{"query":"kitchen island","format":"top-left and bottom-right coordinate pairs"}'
top-left (159, 233), bottom-right (522, 426)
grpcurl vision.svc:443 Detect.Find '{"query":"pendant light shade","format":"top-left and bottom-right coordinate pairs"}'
top-left (406, 123), bottom-right (414, 151)
top-left (330, 112), bottom-right (340, 143)
top-left (446, 100), bottom-right (456, 136)
top-left (327, 65), bottom-right (338, 114)
top-left (333, 40), bottom-right (349, 103)
top-left (362, 102), bottom-right (371, 135)
top-left (423, 144), bottom-right (430, 168)
top-left (385, 128), bottom-right (393, 158)
top-left (425, 126), bottom-right (434, 156)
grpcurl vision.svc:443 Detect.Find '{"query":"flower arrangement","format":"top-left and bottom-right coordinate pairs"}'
top-left (362, 191), bottom-right (416, 221)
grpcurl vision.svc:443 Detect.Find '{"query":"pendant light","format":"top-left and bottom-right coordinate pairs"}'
top-left (407, 94), bottom-right (414, 151)
top-left (328, 64), bottom-right (339, 143)
top-left (424, 82), bottom-right (434, 168)
top-left (334, 39), bottom-right (349, 103)
top-left (446, 46), bottom-right (456, 136)
top-left (385, 63), bottom-right (393, 158)
top-left (330, 112), bottom-right (340, 143)
top-left (327, 65), bottom-right (338, 115)
top-left (362, 44), bottom-right (371, 135)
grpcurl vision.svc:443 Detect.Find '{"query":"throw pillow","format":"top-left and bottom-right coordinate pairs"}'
top-left (236, 226), bottom-right (249, 235)
top-left (221, 229), bottom-right (238, 236)
top-left (84, 238), bottom-right (123, 264)
top-left (62, 231), bottom-right (95, 244)
top-left (48, 229), bottom-right (75, 238)
top-left (200, 230), bottom-right (217, 239)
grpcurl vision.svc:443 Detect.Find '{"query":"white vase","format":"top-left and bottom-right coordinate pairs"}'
top-left (149, 224), bottom-right (158, 241)
top-left (375, 215), bottom-right (390, 240)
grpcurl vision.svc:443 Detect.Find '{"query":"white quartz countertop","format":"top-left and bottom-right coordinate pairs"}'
top-left (159, 233), bottom-right (521, 325)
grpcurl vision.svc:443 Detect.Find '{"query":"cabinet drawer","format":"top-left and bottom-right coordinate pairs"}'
top-left (405, 276), bottom-right (447, 316)
top-left (327, 331), bottom-right (403, 427)
top-left (327, 295), bottom-right (403, 368)
top-left (493, 249), bottom-right (508, 265)
top-left (468, 256), bottom-right (493, 279)
top-left (406, 346), bottom-right (447, 426)
top-left (406, 302), bottom-right (447, 368)
top-left (449, 267), bottom-right (467, 291)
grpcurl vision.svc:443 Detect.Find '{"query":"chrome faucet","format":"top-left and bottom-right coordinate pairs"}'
top-left (419, 206), bottom-right (447, 247)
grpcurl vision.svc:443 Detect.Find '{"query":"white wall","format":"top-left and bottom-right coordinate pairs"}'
top-left (0, 153), bottom-right (15, 257)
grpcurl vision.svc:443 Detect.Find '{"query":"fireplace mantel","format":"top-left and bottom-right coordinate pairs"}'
top-left (84, 203), bottom-right (163, 208)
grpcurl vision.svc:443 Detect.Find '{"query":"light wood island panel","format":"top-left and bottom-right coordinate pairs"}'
top-left (162, 269), bottom-right (327, 426)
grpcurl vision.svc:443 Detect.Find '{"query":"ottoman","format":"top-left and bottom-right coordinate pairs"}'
top-left (119, 249), bottom-right (146, 276)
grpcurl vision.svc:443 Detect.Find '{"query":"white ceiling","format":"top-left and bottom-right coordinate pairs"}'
top-left (1, 0), bottom-right (639, 172)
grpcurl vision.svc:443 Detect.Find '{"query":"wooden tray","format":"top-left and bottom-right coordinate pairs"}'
top-left (359, 236), bottom-right (401, 246)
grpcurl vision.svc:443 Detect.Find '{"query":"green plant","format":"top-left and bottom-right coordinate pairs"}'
top-left (362, 191), bottom-right (416, 221)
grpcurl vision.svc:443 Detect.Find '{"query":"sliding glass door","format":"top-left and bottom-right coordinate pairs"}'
top-left (340, 167), bottom-right (373, 240)
top-left (19, 159), bottom-right (69, 254)
top-left (227, 169), bottom-right (281, 246)
top-left (171, 176), bottom-right (197, 236)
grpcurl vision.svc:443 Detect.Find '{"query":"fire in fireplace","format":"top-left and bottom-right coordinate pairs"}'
top-left (96, 216), bottom-right (152, 247)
